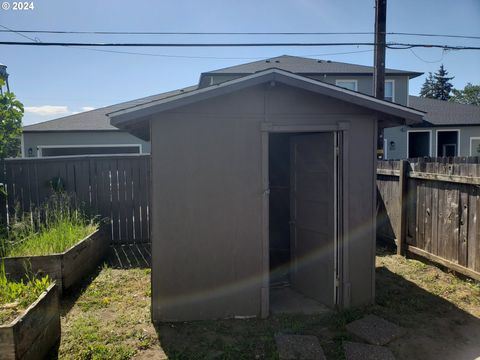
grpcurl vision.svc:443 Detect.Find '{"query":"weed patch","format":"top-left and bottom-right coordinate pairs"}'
top-left (0, 264), bottom-right (51, 324)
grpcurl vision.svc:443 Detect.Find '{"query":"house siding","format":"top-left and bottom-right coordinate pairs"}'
top-left (23, 131), bottom-right (151, 157)
top-left (206, 74), bottom-right (409, 106)
top-left (384, 125), bottom-right (480, 159)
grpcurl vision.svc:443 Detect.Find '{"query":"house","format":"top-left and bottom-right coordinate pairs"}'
top-left (21, 88), bottom-right (196, 157)
top-left (109, 66), bottom-right (424, 321)
top-left (384, 96), bottom-right (480, 159)
top-left (22, 55), bottom-right (422, 157)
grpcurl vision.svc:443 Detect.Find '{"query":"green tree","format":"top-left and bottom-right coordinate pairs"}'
top-left (450, 83), bottom-right (480, 106)
top-left (433, 64), bottom-right (454, 100)
top-left (419, 72), bottom-right (436, 98)
top-left (419, 65), bottom-right (454, 101)
top-left (0, 79), bottom-right (24, 159)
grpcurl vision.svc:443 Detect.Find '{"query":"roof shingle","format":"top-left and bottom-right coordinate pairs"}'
top-left (409, 96), bottom-right (480, 126)
top-left (204, 55), bottom-right (423, 78)
top-left (23, 86), bottom-right (198, 132)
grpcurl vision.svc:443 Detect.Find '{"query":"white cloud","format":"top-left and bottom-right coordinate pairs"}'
top-left (24, 105), bottom-right (70, 116)
top-left (81, 106), bottom-right (96, 112)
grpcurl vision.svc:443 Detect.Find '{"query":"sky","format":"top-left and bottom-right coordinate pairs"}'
top-left (0, 0), bottom-right (479, 126)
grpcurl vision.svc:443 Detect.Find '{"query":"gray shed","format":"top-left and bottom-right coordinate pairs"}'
top-left (109, 69), bottom-right (423, 321)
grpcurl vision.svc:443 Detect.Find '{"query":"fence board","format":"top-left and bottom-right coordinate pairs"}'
top-left (377, 158), bottom-right (480, 280)
top-left (1, 155), bottom-right (151, 244)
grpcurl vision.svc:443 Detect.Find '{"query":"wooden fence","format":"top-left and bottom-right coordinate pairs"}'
top-left (0, 154), bottom-right (151, 244)
top-left (377, 157), bottom-right (480, 281)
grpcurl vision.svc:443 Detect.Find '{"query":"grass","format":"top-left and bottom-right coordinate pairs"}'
top-left (5, 221), bottom-right (97, 257)
top-left (0, 264), bottom-right (52, 325)
top-left (1, 192), bottom-right (99, 257)
top-left (54, 247), bottom-right (480, 360)
top-left (57, 266), bottom-right (157, 360)
top-left (375, 247), bottom-right (480, 319)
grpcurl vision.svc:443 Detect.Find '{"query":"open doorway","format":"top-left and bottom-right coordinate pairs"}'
top-left (268, 132), bottom-right (338, 315)
top-left (436, 130), bottom-right (459, 157)
top-left (408, 130), bottom-right (431, 158)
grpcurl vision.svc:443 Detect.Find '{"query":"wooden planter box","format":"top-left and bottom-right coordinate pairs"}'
top-left (2, 228), bottom-right (108, 294)
top-left (0, 284), bottom-right (60, 360)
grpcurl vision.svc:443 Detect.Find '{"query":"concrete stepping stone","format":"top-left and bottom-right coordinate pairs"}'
top-left (346, 314), bottom-right (406, 346)
top-left (275, 334), bottom-right (326, 360)
top-left (343, 341), bottom-right (396, 360)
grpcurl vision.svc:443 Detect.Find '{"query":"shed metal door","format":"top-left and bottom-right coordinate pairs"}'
top-left (290, 133), bottom-right (335, 306)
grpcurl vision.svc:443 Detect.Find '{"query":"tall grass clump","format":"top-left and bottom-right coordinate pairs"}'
top-left (0, 263), bottom-right (51, 324)
top-left (0, 192), bottom-right (98, 257)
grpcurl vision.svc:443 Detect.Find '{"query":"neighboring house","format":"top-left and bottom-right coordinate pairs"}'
top-left (384, 96), bottom-right (480, 159)
top-left (22, 87), bottom-right (196, 157)
top-left (198, 55), bottom-right (422, 107)
top-left (22, 55), bottom-right (422, 157)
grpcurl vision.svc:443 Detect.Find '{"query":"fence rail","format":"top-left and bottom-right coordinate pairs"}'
top-left (0, 154), bottom-right (151, 244)
top-left (377, 157), bottom-right (480, 281)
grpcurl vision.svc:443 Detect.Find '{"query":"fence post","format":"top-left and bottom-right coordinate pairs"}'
top-left (397, 160), bottom-right (408, 256)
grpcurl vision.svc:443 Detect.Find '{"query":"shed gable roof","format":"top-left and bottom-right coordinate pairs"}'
top-left (109, 69), bottom-right (424, 140)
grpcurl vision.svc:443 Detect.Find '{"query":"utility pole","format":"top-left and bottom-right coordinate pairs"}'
top-left (374, 0), bottom-right (387, 159)
top-left (374, 0), bottom-right (386, 100)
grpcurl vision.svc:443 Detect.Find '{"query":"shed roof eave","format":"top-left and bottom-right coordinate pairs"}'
top-left (109, 69), bottom-right (424, 129)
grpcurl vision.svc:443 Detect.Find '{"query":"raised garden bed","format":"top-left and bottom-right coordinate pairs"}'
top-left (2, 228), bottom-right (108, 294)
top-left (0, 283), bottom-right (60, 360)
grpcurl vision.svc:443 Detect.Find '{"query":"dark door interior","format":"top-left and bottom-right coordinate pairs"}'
top-left (437, 131), bottom-right (458, 157)
top-left (269, 134), bottom-right (292, 285)
top-left (408, 131), bottom-right (430, 158)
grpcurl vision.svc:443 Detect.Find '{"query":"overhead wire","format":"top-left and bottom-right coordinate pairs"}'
top-left (0, 28), bottom-right (479, 40)
top-left (0, 41), bottom-right (479, 50)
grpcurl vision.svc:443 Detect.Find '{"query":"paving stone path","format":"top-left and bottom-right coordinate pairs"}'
top-left (275, 334), bottom-right (326, 360)
top-left (346, 314), bottom-right (406, 346)
top-left (343, 341), bottom-right (396, 360)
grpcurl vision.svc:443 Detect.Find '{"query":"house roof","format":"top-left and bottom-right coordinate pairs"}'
top-left (409, 96), bottom-right (480, 126)
top-left (109, 68), bottom-right (425, 140)
top-left (23, 56), bottom-right (423, 134)
top-left (22, 86), bottom-right (198, 132)
top-left (201, 55), bottom-right (423, 79)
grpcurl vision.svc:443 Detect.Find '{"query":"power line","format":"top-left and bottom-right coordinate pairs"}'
top-left (390, 32), bottom-right (480, 40)
top-left (69, 48), bottom-right (374, 60)
top-left (408, 48), bottom-right (445, 63)
top-left (0, 23), bottom-right (375, 61)
top-left (0, 24), bottom-right (40, 42)
top-left (0, 41), bottom-right (479, 50)
top-left (0, 28), bottom-right (479, 40)
top-left (0, 29), bottom-right (375, 35)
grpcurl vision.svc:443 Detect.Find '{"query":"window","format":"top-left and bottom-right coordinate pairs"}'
top-left (470, 138), bottom-right (480, 156)
top-left (38, 144), bottom-right (142, 157)
top-left (385, 80), bottom-right (395, 102)
top-left (335, 80), bottom-right (358, 91)
top-left (408, 131), bottom-right (431, 158)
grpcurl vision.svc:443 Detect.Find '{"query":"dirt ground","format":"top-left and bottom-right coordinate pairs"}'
top-left (376, 249), bottom-right (480, 360)
top-left (48, 246), bottom-right (480, 360)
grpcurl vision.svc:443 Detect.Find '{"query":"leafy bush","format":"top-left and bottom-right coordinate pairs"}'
top-left (0, 263), bottom-right (51, 325)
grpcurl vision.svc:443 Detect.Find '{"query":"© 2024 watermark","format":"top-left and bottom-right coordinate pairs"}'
top-left (2, 1), bottom-right (35, 11)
